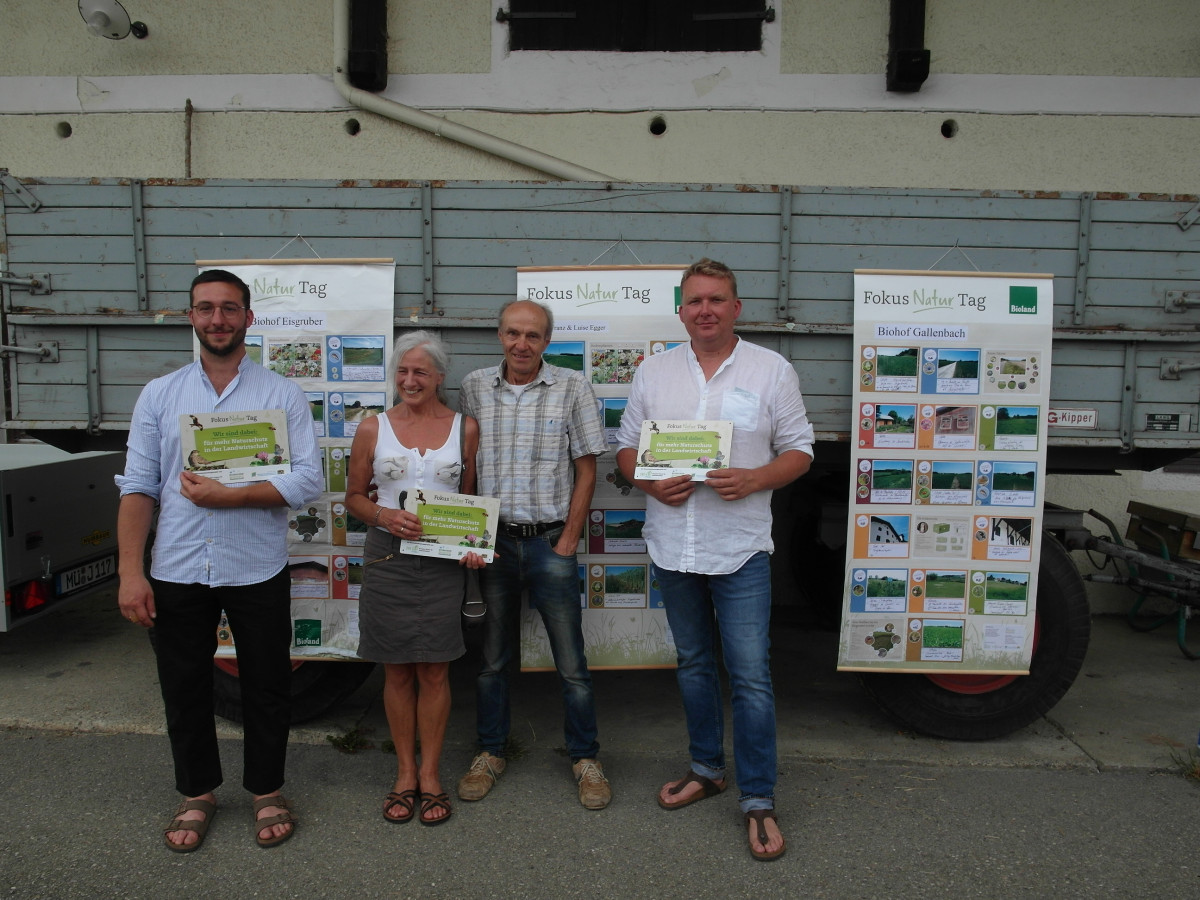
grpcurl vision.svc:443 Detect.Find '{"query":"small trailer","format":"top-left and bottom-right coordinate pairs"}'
top-left (0, 444), bottom-right (122, 632)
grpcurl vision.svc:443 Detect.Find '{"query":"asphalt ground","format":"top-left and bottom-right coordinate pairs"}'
top-left (1, 587), bottom-right (1198, 898)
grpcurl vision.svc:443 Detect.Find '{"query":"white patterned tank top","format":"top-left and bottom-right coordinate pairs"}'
top-left (370, 411), bottom-right (463, 530)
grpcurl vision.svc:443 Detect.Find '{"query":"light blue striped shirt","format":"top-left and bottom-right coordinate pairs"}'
top-left (115, 355), bottom-right (323, 587)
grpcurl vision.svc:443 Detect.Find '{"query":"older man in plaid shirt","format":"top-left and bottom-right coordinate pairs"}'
top-left (456, 299), bottom-right (612, 810)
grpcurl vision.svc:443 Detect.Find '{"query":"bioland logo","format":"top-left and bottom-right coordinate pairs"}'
top-left (294, 619), bottom-right (322, 647)
top-left (1009, 286), bottom-right (1038, 315)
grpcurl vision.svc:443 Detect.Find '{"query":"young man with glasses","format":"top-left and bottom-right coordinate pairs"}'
top-left (116, 269), bottom-right (322, 852)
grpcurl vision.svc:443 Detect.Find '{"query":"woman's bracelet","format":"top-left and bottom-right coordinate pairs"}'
top-left (373, 506), bottom-right (384, 525)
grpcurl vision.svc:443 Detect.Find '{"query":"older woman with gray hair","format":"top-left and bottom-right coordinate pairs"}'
top-left (345, 329), bottom-right (484, 826)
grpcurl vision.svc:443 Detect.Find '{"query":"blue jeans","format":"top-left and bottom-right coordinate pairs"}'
top-left (653, 552), bottom-right (776, 812)
top-left (475, 528), bottom-right (600, 760)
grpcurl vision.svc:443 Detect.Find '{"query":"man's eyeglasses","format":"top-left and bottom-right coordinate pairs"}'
top-left (190, 303), bottom-right (249, 319)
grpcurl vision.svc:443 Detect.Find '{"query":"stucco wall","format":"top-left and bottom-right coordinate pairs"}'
top-left (3, 1), bottom-right (1197, 188)
top-left (4, 109), bottom-right (1199, 193)
top-left (7, 1), bottom-right (1197, 78)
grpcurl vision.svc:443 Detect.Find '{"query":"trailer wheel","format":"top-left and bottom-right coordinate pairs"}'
top-left (213, 659), bottom-right (376, 725)
top-left (857, 532), bottom-right (1090, 740)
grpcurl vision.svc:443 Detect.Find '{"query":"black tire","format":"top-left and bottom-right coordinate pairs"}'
top-left (213, 660), bottom-right (376, 725)
top-left (857, 532), bottom-right (1090, 740)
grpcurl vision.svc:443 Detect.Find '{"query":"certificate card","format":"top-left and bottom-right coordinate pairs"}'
top-left (633, 419), bottom-right (733, 481)
top-left (400, 489), bottom-right (501, 563)
top-left (179, 409), bottom-right (292, 484)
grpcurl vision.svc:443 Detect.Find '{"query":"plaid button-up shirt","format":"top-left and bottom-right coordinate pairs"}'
top-left (459, 362), bottom-right (606, 524)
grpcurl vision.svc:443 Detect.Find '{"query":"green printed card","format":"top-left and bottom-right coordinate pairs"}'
top-left (179, 409), bottom-right (292, 484)
top-left (401, 489), bottom-right (501, 563)
top-left (633, 419), bottom-right (733, 481)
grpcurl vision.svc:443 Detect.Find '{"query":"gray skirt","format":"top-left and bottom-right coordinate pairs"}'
top-left (356, 528), bottom-right (465, 665)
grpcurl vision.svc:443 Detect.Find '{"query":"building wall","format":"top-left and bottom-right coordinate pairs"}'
top-left (3, 0), bottom-right (1199, 611)
top-left (3, 1), bottom-right (1198, 188)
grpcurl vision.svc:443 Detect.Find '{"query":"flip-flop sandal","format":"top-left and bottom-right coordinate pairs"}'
top-left (253, 794), bottom-right (297, 848)
top-left (418, 791), bottom-right (453, 826)
top-left (163, 798), bottom-right (216, 853)
top-left (383, 789), bottom-right (418, 824)
top-left (745, 809), bottom-right (786, 861)
top-left (657, 770), bottom-right (726, 810)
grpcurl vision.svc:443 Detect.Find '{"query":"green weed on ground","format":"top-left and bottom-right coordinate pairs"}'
top-left (326, 727), bottom-right (374, 754)
top-left (1169, 746), bottom-right (1200, 781)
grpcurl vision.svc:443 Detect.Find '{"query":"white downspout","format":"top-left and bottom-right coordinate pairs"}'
top-left (332, 0), bottom-right (616, 182)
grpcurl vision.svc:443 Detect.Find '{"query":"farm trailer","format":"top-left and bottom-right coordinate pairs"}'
top-left (3, 173), bottom-right (1199, 737)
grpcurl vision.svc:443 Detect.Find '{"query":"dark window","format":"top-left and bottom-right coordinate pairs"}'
top-left (500, 1), bottom-right (773, 52)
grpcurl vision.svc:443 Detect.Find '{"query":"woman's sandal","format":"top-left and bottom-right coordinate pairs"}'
top-left (253, 794), bottom-right (297, 848)
top-left (418, 791), bottom-right (453, 826)
top-left (163, 798), bottom-right (216, 853)
top-left (383, 789), bottom-right (418, 824)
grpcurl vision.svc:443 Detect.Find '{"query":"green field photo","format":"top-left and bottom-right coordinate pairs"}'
top-left (985, 572), bottom-right (1029, 601)
top-left (995, 406), bottom-right (1039, 435)
top-left (991, 464), bottom-right (1036, 491)
top-left (876, 347), bottom-right (919, 376)
top-left (923, 622), bottom-right (964, 649)
top-left (546, 341), bottom-right (585, 371)
top-left (871, 464), bottom-right (913, 490)
top-left (923, 571), bottom-right (966, 598)
top-left (605, 564), bottom-right (646, 594)
top-left (866, 573), bottom-right (907, 597)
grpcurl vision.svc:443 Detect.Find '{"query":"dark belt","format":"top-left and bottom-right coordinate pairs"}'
top-left (498, 520), bottom-right (564, 538)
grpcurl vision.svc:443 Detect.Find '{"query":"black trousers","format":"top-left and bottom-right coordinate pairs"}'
top-left (149, 569), bottom-right (292, 797)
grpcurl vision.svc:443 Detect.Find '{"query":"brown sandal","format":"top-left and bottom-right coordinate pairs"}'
top-left (163, 798), bottom-right (216, 853)
top-left (252, 794), bottom-right (297, 848)
top-left (418, 791), bottom-right (453, 826)
top-left (745, 809), bottom-right (786, 861)
top-left (657, 770), bottom-right (726, 810)
top-left (383, 789), bottom-right (418, 824)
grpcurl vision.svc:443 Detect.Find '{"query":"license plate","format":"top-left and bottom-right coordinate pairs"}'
top-left (55, 555), bottom-right (117, 597)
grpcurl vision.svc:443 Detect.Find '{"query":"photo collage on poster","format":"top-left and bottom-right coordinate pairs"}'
top-left (198, 261), bottom-right (395, 660)
top-left (839, 271), bottom-right (1053, 673)
top-left (517, 266), bottom-right (689, 670)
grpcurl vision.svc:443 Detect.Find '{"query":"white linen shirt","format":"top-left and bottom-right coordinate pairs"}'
top-left (115, 354), bottom-right (323, 587)
top-left (616, 338), bottom-right (814, 575)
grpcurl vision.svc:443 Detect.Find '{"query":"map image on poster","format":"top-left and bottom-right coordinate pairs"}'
top-left (838, 271), bottom-right (1053, 675)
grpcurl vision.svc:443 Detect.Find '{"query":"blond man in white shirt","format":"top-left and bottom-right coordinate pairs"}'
top-left (616, 259), bottom-right (813, 861)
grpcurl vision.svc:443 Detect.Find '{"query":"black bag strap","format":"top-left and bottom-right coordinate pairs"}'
top-left (457, 412), bottom-right (466, 492)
